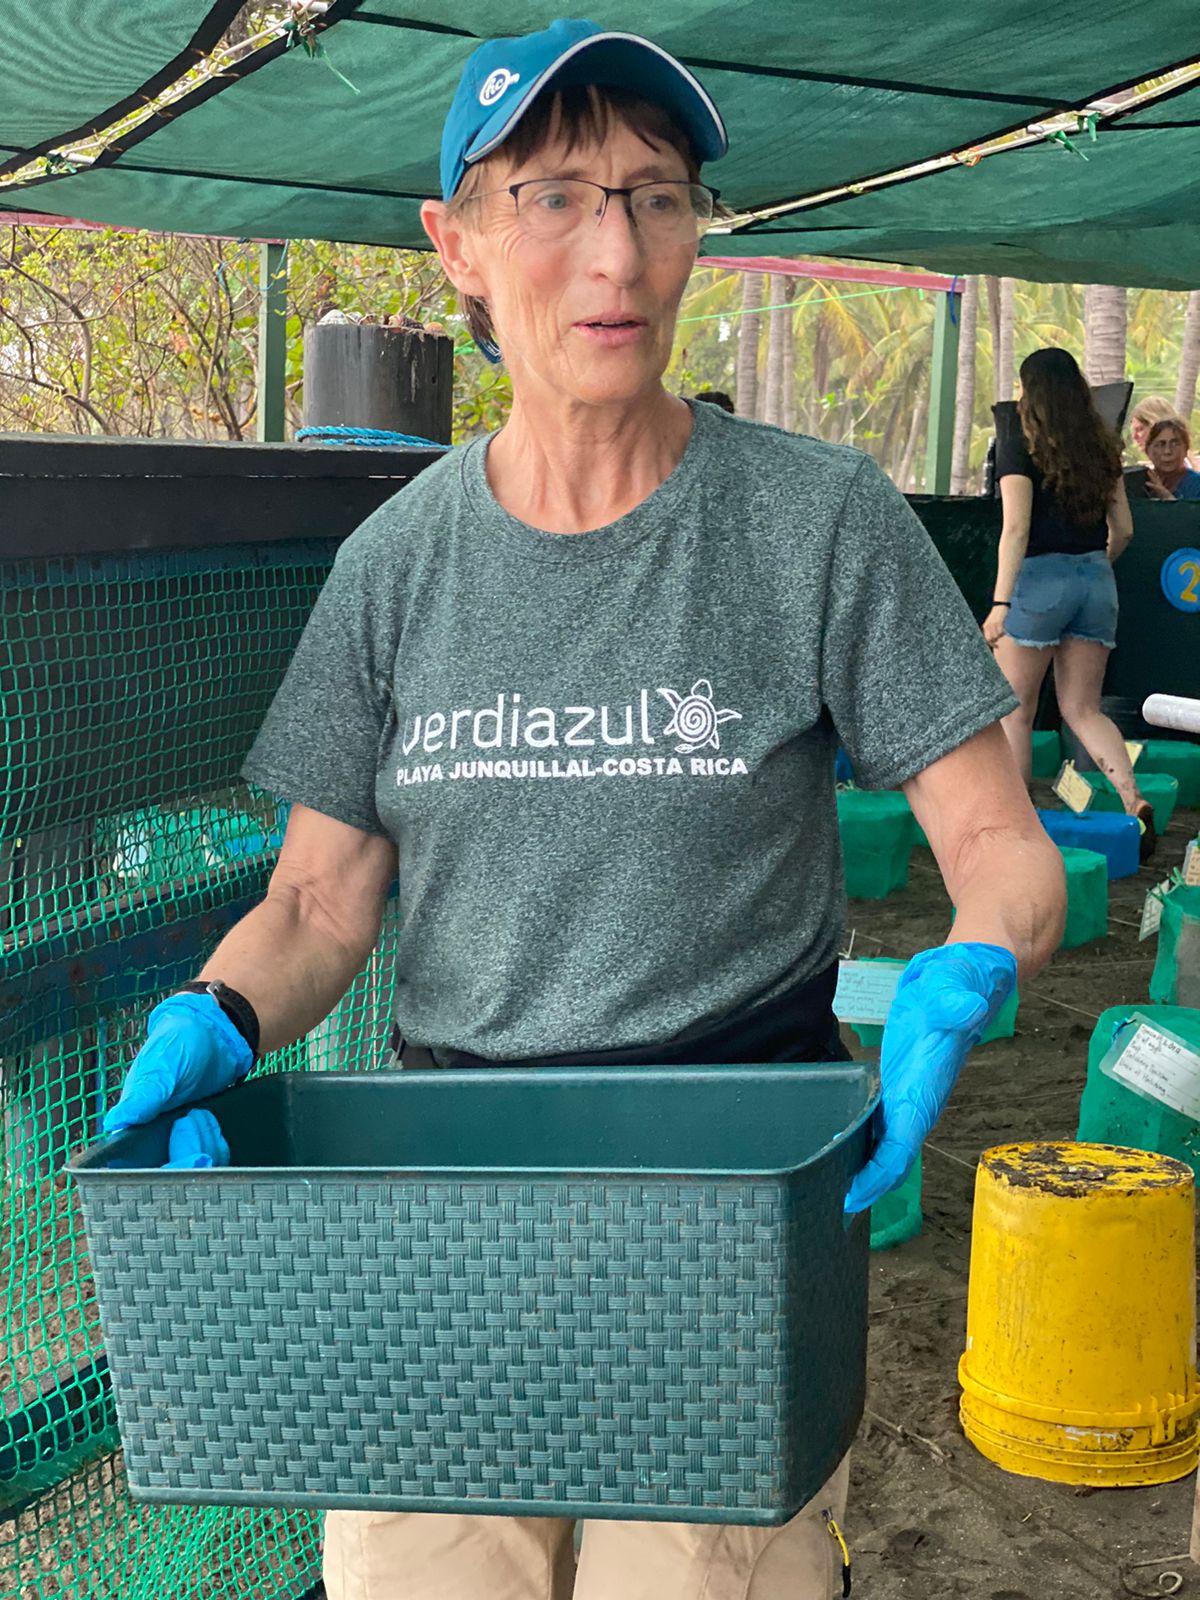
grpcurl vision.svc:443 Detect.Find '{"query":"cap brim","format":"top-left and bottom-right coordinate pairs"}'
top-left (464, 31), bottom-right (728, 174)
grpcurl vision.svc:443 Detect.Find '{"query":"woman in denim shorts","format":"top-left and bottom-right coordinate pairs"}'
top-left (984, 347), bottom-right (1155, 856)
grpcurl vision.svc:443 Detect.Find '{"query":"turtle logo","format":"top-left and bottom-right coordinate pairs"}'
top-left (657, 679), bottom-right (742, 754)
top-left (479, 68), bottom-right (520, 106)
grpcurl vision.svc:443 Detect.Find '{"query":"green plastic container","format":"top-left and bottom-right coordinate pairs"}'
top-left (869, 1153), bottom-right (923, 1250)
top-left (1080, 770), bottom-right (1179, 835)
top-left (1136, 739), bottom-right (1200, 809)
top-left (846, 956), bottom-right (1019, 1048)
top-left (72, 1065), bottom-right (876, 1525)
top-left (1076, 1005), bottom-right (1200, 1182)
top-left (1031, 729), bottom-right (1063, 781)
top-left (981, 986), bottom-right (1020, 1042)
top-left (837, 789), bottom-right (917, 899)
top-left (1149, 883), bottom-right (1200, 1009)
top-left (1059, 846), bottom-right (1109, 949)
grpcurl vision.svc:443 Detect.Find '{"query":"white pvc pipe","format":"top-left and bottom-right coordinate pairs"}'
top-left (1142, 694), bottom-right (1200, 734)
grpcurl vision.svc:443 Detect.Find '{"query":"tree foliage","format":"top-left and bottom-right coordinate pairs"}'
top-left (3, 223), bottom-right (1198, 483)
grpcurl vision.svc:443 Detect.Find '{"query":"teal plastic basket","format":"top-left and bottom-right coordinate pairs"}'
top-left (71, 1065), bottom-right (876, 1525)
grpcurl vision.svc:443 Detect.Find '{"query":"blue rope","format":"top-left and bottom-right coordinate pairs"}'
top-left (295, 425), bottom-right (449, 449)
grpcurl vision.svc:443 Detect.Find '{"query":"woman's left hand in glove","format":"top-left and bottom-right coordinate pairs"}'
top-left (844, 941), bottom-right (1018, 1214)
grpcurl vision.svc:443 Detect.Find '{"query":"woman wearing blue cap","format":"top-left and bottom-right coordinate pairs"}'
top-left (105, 18), bottom-right (1064, 1599)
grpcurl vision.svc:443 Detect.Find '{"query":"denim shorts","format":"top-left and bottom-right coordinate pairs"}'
top-left (1005, 550), bottom-right (1118, 649)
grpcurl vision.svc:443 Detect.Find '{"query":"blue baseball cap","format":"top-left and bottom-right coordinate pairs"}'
top-left (439, 19), bottom-right (728, 201)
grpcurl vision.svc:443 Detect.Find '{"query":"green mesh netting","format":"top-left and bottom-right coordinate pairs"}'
top-left (0, 1449), bottom-right (321, 1600)
top-left (1058, 846), bottom-right (1108, 951)
top-left (1149, 884), bottom-right (1200, 1011)
top-left (0, 540), bottom-right (399, 1595)
top-left (1077, 1005), bottom-right (1200, 1183)
top-left (1137, 741), bottom-right (1200, 811)
top-left (1081, 770), bottom-right (1180, 837)
top-left (835, 788), bottom-right (916, 900)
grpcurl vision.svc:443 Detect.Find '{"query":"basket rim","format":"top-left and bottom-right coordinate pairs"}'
top-left (69, 1063), bottom-right (879, 1184)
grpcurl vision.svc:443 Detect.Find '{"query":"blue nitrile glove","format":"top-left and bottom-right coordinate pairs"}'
top-left (163, 1109), bottom-right (230, 1169)
top-left (102, 992), bottom-right (252, 1162)
top-left (844, 942), bottom-right (1018, 1214)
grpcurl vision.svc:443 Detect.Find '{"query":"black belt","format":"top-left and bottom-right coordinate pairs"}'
top-left (386, 961), bottom-right (847, 1071)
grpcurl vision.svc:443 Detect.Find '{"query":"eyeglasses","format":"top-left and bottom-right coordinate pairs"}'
top-left (467, 177), bottom-right (718, 243)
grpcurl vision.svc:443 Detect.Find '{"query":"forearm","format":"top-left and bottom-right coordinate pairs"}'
top-left (197, 885), bottom-right (376, 1054)
top-left (992, 525), bottom-right (1029, 602)
top-left (944, 827), bottom-right (1065, 982)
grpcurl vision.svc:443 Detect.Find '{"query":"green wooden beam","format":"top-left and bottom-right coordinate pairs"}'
top-left (924, 289), bottom-right (960, 495)
top-left (256, 241), bottom-right (287, 443)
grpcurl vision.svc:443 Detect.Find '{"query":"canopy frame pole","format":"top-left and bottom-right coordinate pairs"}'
top-left (925, 288), bottom-right (960, 495)
top-left (256, 241), bottom-right (288, 442)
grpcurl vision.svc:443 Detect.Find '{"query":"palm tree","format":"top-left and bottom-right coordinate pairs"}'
top-left (990, 277), bottom-right (1015, 402)
top-left (781, 281), bottom-right (798, 433)
top-left (1083, 284), bottom-right (1128, 384)
top-left (735, 272), bottom-right (764, 418)
top-left (951, 276), bottom-right (979, 493)
top-left (896, 372), bottom-right (929, 492)
top-left (762, 273), bottom-right (789, 426)
top-left (1174, 290), bottom-right (1200, 432)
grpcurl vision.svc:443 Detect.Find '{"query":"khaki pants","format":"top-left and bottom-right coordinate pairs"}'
top-left (322, 1454), bottom-right (849, 1600)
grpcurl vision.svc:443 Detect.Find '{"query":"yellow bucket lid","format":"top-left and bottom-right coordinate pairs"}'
top-left (980, 1141), bottom-right (1193, 1197)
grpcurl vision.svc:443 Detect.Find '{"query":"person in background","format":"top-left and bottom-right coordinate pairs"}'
top-left (1144, 417), bottom-right (1200, 501)
top-left (1128, 393), bottom-right (1178, 459)
top-left (692, 387), bottom-right (735, 412)
top-left (1124, 397), bottom-right (1189, 497)
top-left (985, 347), bottom-right (1155, 857)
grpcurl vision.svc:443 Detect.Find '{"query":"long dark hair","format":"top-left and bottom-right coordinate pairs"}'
top-left (1017, 347), bottom-right (1123, 527)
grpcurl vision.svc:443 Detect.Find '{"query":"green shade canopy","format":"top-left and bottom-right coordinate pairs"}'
top-left (1, 2), bottom-right (1197, 286)
top-left (0, 2), bottom-right (244, 160)
top-left (723, 77), bottom-right (1200, 288)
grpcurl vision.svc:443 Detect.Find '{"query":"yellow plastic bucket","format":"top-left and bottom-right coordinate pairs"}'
top-left (959, 1142), bottom-right (1200, 1486)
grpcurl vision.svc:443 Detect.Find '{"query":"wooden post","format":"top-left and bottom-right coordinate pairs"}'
top-left (302, 322), bottom-right (454, 443)
top-left (925, 288), bottom-right (961, 495)
top-left (256, 242), bottom-right (288, 443)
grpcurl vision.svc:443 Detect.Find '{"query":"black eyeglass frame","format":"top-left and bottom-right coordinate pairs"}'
top-left (462, 177), bottom-right (721, 228)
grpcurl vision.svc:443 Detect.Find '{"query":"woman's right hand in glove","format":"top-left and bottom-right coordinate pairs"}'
top-left (102, 992), bottom-right (252, 1167)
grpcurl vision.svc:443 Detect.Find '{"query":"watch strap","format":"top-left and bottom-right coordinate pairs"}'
top-left (176, 979), bottom-right (260, 1064)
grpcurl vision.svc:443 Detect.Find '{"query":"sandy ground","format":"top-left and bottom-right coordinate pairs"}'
top-left (846, 790), bottom-right (1200, 1600)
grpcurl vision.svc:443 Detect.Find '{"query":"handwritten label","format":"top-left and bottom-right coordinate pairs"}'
top-left (1184, 840), bottom-right (1200, 888)
top-left (1124, 741), bottom-right (1144, 768)
top-left (1053, 760), bottom-right (1094, 815)
top-left (1102, 1017), bottom-right (1200, 1121)
top-left (1139, 881), bottom-right (1173, 941)
top-left (833, 960), bottom-right (904, 1025)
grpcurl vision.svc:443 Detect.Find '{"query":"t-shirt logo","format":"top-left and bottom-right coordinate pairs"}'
top-left (479, 68), bottom-right (520, 106)
top-left (657, 679), bottom-right (742, 754)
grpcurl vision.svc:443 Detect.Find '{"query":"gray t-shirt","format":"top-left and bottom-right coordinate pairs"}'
top-left (242, 401), bottom-right (1016, 1059)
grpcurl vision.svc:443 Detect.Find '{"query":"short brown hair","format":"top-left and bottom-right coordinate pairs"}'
top-left (447, 83), bottom-right (702, 358)
top-left (1147, 416), bottom-right (1192, 452)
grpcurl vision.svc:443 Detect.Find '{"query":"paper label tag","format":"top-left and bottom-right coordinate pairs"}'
top-left (1102, 1018), bottom-right (1200, 1121)
top-left (1125, 741), bottom-right (1144, 768)
top-left (1184, 840), bottom-right (1200, 888)
top-left (1053, 760), bottom-right (1094, 815)
top-left (833, 960), bottom-right (903, 1025)
top-left (1139, 881), bottom-right (1172, 941)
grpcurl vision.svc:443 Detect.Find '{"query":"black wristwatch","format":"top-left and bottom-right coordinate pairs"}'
top-left (176, 979), bottom-right (260, 1067)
